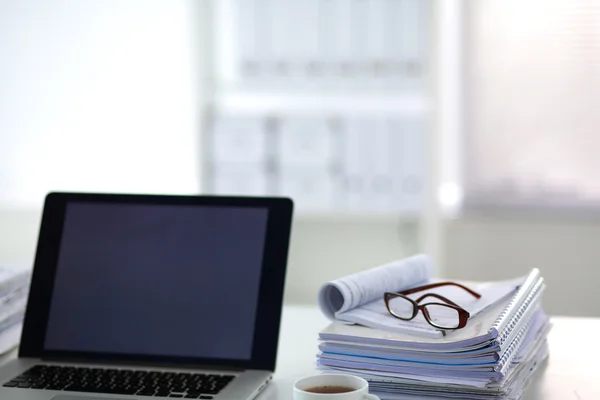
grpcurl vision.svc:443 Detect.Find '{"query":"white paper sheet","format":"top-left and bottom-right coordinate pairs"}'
top-left (318, 343), bottom-right (498, 364)
top-left (0, 265), bottom-right (31, 298)
top-left (0, 322), bottom-right (22, 355)
top-left (318, 254), bottom-right (433, 320)
top-left (317, 366), bottom-right (490, 388)
top-left (318, 254), bottom-right (523, 338)
top-left (335, 278), bottom-right (519, 338)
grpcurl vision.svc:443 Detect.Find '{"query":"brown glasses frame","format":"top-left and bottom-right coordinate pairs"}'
top-left (384, 281), bottom-right (481, 330)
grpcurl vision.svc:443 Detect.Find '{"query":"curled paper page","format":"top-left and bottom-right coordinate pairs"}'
top-left (318, 254), bottom-right (434, 321)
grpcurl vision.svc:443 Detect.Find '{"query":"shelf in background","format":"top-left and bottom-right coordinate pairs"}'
top-left (212, 90), bottom-right (429, 116)
top-left (294, 211), bottom-right (420, 223)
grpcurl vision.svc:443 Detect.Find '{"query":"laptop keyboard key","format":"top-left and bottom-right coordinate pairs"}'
top-left (5, 365), bottom-right (235, 397)
top-left (31, 383), bottom-right (47, 389)
top-left (46, 384), bottom-right (64, 390)
top-left (155, 388), bottom-right (171, 397)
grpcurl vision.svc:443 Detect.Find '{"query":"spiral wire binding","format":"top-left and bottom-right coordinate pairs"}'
top-left (489, 269), bottom-right (541, 336)
top-left (495, 318), bottom-right (531, 375)
top-left (497, 279), bottom-right (545, 350)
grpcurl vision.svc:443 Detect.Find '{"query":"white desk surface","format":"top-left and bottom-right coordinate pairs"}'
top-left (1, 305), bottom-right (599, 399)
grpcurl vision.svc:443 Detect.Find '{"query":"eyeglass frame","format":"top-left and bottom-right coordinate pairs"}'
top-left (383, 281), bottom-right (482, 330)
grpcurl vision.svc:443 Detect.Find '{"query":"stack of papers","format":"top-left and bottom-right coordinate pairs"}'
top-left (316, 256), bottom-right (549, 399)
top-left (0, 266), bottom-right (31, 355)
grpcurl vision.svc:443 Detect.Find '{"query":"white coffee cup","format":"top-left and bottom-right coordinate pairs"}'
top-left (293, 374), bottom-right (379, 400)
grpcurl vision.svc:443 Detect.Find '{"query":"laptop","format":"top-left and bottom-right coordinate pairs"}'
top-left (0, 192), bottom-right (294, 400)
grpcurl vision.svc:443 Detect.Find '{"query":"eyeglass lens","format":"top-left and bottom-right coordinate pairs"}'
top-left (387, 296), bottom-right (415, 319)
top-left (423, 303), bottom-right (461, 329)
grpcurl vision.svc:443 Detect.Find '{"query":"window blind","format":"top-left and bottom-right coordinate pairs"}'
top-left (463, 0), bottom-right (600, 210)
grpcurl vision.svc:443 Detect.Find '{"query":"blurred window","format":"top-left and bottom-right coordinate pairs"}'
top-left (463, 0), bottom-right (600, 210)
top-left (0, 0), bottom-right (200, 208)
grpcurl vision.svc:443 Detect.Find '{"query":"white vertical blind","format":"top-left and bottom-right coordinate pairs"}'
top-left (463, 0), bottom-right (600, 209)
top-left (0, 0), bottom-right (202, 208)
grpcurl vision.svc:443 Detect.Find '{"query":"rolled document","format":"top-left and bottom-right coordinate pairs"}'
top-left (318, 254), bottom-right (434, 321)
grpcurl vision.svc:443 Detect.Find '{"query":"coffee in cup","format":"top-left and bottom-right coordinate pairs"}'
top-left (293, 374), bottom-right (379, 399)
top-left (304, 386), bottom-right (355, 394)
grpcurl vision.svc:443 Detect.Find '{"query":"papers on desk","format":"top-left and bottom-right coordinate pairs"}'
top-left (319, 254), bottom-right (523, 338)
top-left (315, 255), bottom-right (550, 399)
top-left (0, 323), bottom-right (22, 355)
top-left (0, 266), bottom-right (30, 355)
top-left (0, 266), bottom-right (30, 298)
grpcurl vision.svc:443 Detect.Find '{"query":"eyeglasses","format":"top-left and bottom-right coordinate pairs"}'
top-left (384, 282), bottom-right (481, 330)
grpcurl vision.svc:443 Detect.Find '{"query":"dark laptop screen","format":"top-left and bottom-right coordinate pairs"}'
top-left (43, 202), bottom-right (268, 361)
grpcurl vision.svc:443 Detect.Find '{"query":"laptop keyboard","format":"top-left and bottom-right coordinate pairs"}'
top-left (2, 365), bottom-right (235, 398)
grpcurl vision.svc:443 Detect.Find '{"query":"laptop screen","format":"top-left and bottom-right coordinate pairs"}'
top-left (42, 201), bottom-right (268, 361)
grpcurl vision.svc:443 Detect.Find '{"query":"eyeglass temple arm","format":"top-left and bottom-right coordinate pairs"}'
top-left (399, 281), bottom-right (481, 299)
top-left (414, 293), bottom-right (463, 308)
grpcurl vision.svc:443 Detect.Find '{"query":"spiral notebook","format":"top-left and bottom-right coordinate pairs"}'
top-left (318, 306), bottom-right (550, 366)
top-left (317, 309), bottom-right (548, 381)
top-left (318, 268), bottom-right (545, 354)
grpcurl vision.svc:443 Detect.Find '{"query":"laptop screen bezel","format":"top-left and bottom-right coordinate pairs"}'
top-left (19, 192), bottom-right (293, 372)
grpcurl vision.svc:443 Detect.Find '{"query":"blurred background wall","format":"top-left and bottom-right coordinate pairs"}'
top-left (1, 0), bottom-right (599, 316)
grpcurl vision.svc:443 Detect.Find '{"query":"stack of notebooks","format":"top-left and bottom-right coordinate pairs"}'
top-left (0, 266), bottom-right (31, 355)
top-left (317, 255), bottom-right (549, 400)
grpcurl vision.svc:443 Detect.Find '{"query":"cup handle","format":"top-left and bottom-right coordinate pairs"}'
top-left (363, 395), bottom-right (379, 400)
